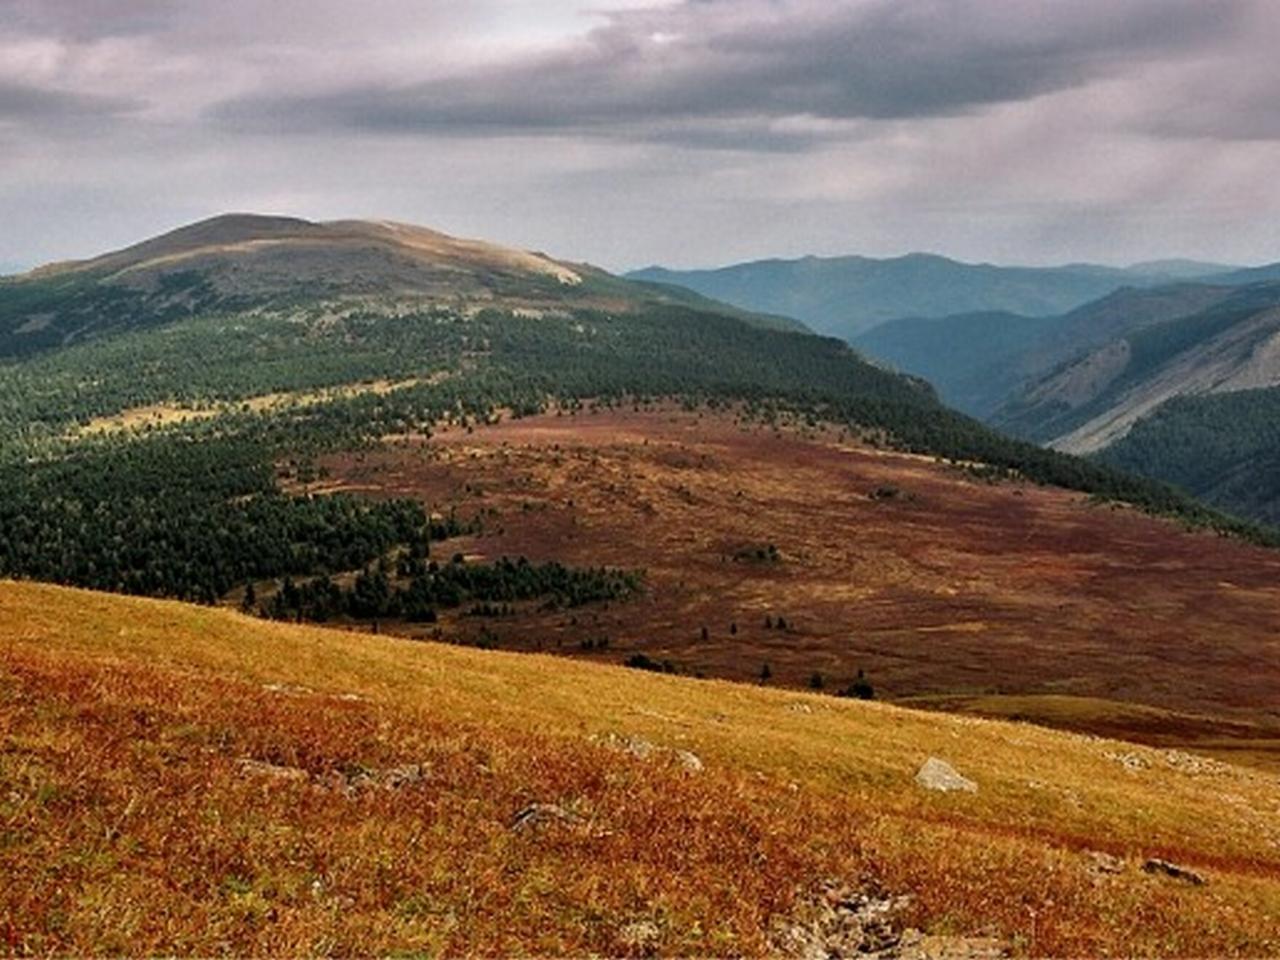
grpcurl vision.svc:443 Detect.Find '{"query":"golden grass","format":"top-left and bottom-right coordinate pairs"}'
top-left (3, 580), bottom-right (1280, 955)
top-left (73, 377), bottom-right (432, 437)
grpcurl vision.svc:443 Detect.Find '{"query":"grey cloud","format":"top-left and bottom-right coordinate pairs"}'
top-left (0, 81), bottom-right (139, 121)
top-left (212, 0), bottom-right (1247, 146)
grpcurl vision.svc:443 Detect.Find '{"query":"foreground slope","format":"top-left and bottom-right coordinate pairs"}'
top-left (3, 579), bottom-right (1279, 956)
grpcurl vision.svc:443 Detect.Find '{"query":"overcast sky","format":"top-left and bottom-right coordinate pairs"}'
top-left (3, 0), bottom-right (1280, 271)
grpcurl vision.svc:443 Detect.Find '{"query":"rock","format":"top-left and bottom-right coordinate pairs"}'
top-left (1142, 858), bottom-right (1206, 885)
top-left (675, 749), bottom-right (704, 772)
top-left (509, 802), bottom-right (584, 833)
top-left (915, 757), bottom-right (978, 794)
top-left (1105, 750), bottom-right (1149, 772)
top-left (1086, 850), bottom-right (1125, 875)
top-left (1163, 750), bottom-right (1228, 776)
top-left (771, 881), bottom-right (913, 958)
top-left (617, 919), bottom-right (661, 951)
top-left (594, 733), bottom-right (657, 760)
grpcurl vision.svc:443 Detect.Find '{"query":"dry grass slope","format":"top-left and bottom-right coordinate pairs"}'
top-left (3, 580), bottom-right (1280, 955)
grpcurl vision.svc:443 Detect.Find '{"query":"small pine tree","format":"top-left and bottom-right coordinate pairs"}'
top-left (808, 671), bottom-right (824, 690)
top-left (760, 662), bottom-right (772, 683)
top-left (700, 625), bottom-right (709, 641)
top-left (240, 580), bottom-right (256, 612)
top-left (730, 622), bottom-right (738, 636)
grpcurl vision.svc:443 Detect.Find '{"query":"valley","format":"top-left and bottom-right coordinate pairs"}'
top-left (284, 406), bottom-right (1280, 768)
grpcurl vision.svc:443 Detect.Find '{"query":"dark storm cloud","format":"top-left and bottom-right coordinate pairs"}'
top-left (212, 0), bottom-right (1245, 145)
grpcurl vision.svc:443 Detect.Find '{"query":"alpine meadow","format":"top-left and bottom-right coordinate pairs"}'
top-left (4, 2), bottom-right (1280, 957)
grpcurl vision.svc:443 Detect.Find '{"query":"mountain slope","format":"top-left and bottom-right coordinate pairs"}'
top-left (627, 255), bottom-right (1229, 340)
top-left (857, 284), bottom-right (1237, 418)
top-left (5, 578), bottom-right (1280, 956)
top-left (0, 214), bottom-right (803, 358)
top-left (1099, 386), bottom-right (1280, 526)
top-left (993, 282), bottom-right (1280, 451)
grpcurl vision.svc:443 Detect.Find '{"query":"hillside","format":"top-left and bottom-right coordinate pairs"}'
top-left (1099, 386), bottom-right (1280, 527)
top-left (856, 284), bottom-right (1235, 417)
top-left (627, 255), bottom-right (1228, 340)
top-left (0, 214), bottom-right (803, 359)
top-left (4, 578), bottom-right (1280, 956)
top-left (6, 216), bottom-right (1268, 607)
top-left (991, 282), bottom-right (1280, 451)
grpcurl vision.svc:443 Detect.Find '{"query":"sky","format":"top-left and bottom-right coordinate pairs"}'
top-left (3, 0), bottom-right (1280, 272)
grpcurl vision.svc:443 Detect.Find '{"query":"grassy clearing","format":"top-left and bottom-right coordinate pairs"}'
top-left (72, 376), bottom-right (433, 438)
top-left (2, 580), bottom-right (1279, 955)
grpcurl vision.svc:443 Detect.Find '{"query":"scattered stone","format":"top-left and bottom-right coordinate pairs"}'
top-left (915, 757), bottom-right (977, 794)
top-left (237, 758), bottom-right (428, 794)
top-left (675, 749), bottom-right (704, 773)
top-left (786, 702), bottom-right (814, 714)
top-left (236, 758), bottom-right (309, 782)
top-left (771, 881), bottom-right (912, 958)
top-left (594, 733), bottom-right (657, 759)
top-left (1086, 850), bottom-right (1125, 875)
top-left (617, 919), bottom-right (661, 951)
top-left (1105, 750), bottom-right (1149, 772)
top-left (1163, 750), bottom-right (1228, 776)
top-left (1142, 858), bottom-right (1206, 886)
top-left (509, 802), bottom-right (584, 833)
top-left (592, 733), bottom-right (706, 771)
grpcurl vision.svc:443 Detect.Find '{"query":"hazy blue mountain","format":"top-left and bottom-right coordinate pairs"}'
top-left (854, 284), bottom-right (1234, 417)
top-left (854, 311), bottom-right (1055, 417)
top-left (992, 281), bottom-right (1280, 452)
top-left (1209, 262), bottom-right (1280, 285)
top-left (627, 253), bottom-right (1234, 340)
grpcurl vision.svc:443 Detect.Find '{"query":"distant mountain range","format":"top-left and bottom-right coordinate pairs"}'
top-left (630, 250), bottom-right (1280, 527)
top-left (858, 280), bottom-right (1280, 525)
top-left (627, 253), bottom-right (1238, 339)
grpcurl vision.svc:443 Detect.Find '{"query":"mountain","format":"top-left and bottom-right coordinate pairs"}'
top-left (3, 214), bottom-right (1279, 836)
top-left (857, 284), bottom-right (1236, 417)
top-left (1100, 387), bottom-right (1280, 527)
top-left (626, 254), bottom-right (1232, 339)
top-left (0, 213), bottom-right (805, 358)
top-left (7, 578), bottom-right (1280, 955)
top-left (1128, 258), bottom-right (1240, 279)
top-left (993, 282), bottom-right (1280, 450)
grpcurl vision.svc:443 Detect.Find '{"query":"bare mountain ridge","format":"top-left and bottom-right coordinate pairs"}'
top-left (31, 214), bottom-right (587, 293)
top-left (0, 214), bottom-right (804, 358)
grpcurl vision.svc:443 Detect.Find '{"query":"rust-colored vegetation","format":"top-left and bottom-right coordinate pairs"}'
top-left (298, 407), bottom-right (1280, 768)
top-left (3, 581), bottom-right (1280, 955)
